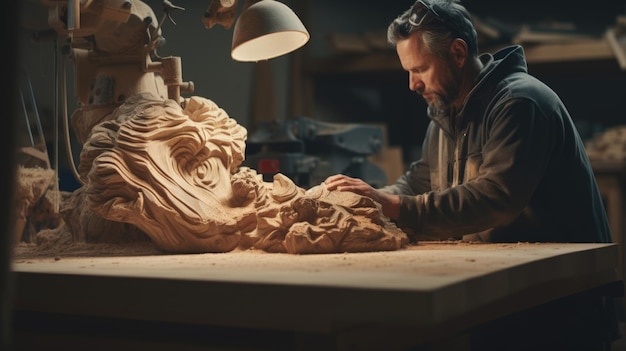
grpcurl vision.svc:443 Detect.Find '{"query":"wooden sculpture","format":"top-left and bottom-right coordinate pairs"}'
top-left (71, 92), bottom-right (408, 254)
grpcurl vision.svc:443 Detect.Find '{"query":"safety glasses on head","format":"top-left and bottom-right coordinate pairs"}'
top-left (408, 0), bottom-right (446, 28)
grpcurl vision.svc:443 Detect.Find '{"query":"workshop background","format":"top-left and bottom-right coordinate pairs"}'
top-left (16, 0), bottom-right (626, 272)
top-left (10, 0), bottom-right (626, 349)
top-left (17, 0), bottom-right (626, 188)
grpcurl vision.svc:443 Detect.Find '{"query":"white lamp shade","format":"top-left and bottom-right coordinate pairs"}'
top-left (231, 0), bottom-right (310, 62)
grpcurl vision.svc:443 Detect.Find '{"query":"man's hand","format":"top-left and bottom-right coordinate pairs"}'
top-left (324, 174), bottom-right (400, 220)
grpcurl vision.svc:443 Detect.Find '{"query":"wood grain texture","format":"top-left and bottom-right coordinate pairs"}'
top-left (12, 242), bottom-right (620, 335)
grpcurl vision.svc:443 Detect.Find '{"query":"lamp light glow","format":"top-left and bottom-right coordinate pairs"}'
top-left (231, 0), bottom-right (309, 62)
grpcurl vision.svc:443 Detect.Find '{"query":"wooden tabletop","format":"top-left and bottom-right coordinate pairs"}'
top-left (11, 242), bottom-right (620, 347)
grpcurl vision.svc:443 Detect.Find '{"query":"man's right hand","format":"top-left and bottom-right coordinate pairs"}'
top-left (324, 174), bottom-right (401, 220)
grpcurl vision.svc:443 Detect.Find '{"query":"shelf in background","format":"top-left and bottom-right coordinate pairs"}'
top-left (305, 39), bottom-right (623, 76)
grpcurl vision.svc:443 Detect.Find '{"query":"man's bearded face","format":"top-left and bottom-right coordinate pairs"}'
top-left (426, 56), bottom-right (462, 118)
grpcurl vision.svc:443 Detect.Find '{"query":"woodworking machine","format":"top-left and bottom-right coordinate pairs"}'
top-left (243, 116), bottom-right (388, 188)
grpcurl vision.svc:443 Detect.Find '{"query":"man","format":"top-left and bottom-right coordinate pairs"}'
top-left (324, 0), bottom-right (619, 349)
top-left (325, 0), bottom-right (611, 244)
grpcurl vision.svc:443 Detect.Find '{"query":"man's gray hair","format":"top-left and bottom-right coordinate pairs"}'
top-left (387, 0), bottom-right (478, 58)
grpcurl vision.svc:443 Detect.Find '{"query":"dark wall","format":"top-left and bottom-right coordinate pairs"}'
top-left (463, 0), bottom-right (624, 25)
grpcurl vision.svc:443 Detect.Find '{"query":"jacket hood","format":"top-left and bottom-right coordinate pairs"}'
top-left (478, 45), bottom-right (528, 87)
top-left (431, 45), bottom-right (529, 135)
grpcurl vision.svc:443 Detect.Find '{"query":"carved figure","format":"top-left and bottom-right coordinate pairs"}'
top-left (76, 92), bottom-right (407, 253)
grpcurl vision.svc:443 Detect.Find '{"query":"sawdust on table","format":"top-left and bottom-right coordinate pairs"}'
top-left (11, 239), bottom-right (531, 262)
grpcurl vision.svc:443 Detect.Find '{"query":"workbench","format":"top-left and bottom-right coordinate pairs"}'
top-left (10, 242), bottom-right (622, 350)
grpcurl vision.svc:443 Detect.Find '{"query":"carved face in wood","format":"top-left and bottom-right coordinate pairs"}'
top-left (80, 93), bottom-right (408, 254)
top-left (82, 93), bottom-right (252, 252)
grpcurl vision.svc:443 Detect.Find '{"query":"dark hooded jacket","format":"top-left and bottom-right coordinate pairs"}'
top-left (381, 45), bottom-right (611, 244)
